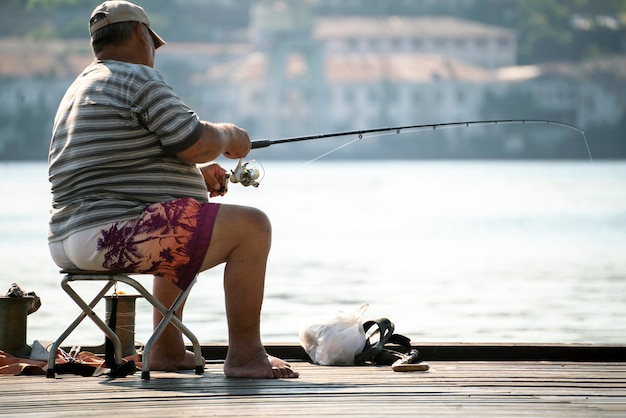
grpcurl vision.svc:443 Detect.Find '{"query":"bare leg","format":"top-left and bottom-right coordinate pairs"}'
top-left (148, 276), bottom-right (199, 371)
top-left (201, 204), bottom-right (298, 378)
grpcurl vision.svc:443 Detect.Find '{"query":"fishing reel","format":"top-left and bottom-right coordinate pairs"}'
top-left (226, 158), bottom-right (264, 188)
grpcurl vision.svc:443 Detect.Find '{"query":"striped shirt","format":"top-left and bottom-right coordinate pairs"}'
top-left (48, 60), bottom-right (206, 242)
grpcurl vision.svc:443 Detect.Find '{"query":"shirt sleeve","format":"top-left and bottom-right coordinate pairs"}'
top-left (132, 79), bottom-right (203, 156)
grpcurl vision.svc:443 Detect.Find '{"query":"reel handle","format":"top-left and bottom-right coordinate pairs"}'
top-left (219, 158), bottom-right (263, 193)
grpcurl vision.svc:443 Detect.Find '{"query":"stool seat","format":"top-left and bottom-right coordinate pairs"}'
top-left (46, 270), bottom-right (204, 380)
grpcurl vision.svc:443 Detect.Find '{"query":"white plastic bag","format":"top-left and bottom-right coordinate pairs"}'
top-left (299, 303), bottom-right (368, 366)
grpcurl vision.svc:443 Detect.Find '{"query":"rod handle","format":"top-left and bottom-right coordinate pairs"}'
top-left (251, 140), bottom-right (271, 149)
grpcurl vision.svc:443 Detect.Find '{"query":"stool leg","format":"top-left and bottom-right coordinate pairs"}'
top-left (95, 275), bottom-right (204, 379)
top-left (47, 278), bottom-right (117, 378)
top-left (171, 316), bottom-right (204, 375)
top-left (154, 281), bottom-right (204, 375)
top-left (138, 282), bottom-right (204, 379)
top-left (46, 311), bottom-right (89, 378)
top-left (140, 285), bottom-right (188, 380)
top-left (61, 278), bottom-right (124, 367)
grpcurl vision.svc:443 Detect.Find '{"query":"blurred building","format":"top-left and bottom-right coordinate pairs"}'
top-left (0, 0), bottom-right (624, 159)
top-left (196, 1), bottom-right (516, 144)
top-left (314, 16), bottom-right (516, 69)
top-left (496, 58), bottom-right (626, 128)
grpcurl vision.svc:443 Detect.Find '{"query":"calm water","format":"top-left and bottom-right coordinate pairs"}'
top-left (1, 160), bottom-right (625, 346)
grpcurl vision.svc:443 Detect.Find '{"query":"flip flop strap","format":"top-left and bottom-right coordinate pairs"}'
top-left (354, 318), bottom-right (396, 364)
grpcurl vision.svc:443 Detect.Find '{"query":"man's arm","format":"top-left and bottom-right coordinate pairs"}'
top-left (176, 121), bottom-right (251, 163)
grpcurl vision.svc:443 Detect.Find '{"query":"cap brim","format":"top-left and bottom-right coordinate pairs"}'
top-left (147, 26), bottom-right (166, 49)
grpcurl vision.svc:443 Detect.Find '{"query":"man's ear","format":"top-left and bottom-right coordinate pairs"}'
top-left (134, 21), bottom-right (149, 46)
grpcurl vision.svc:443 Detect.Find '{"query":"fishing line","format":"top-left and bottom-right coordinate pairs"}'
top-left (251, 119), bottom-right (593, 162)
top-left (302, 128), bottom-right (443, 165)
top-left (229, 119), bottom-right (592, 188)
top-left (303, 135), bottom-right (363, 165)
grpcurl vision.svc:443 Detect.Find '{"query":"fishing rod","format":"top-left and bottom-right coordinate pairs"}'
top-left (226, 118), bottom-right (591, 188)
top-left (250, 119), bottom-right (588, 150)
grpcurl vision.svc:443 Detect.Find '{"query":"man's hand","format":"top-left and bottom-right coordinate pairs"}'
top-left (199, 163), bottom-right (228, 197)
top-left (219, 123), bottom-right (251, 159)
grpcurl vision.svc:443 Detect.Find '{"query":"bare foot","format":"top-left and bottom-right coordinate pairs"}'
top-left (224, 353), bottom-right (299, 379)
top-left (138, 349), bottom-right (204, 372)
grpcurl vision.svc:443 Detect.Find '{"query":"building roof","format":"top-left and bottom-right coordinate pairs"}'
top-left (201, 51), bottom-right (494, 84)
top-left (0, 39), bottom-right (91, 78)
top-left (326, 53), bottom-right (493, 83)
top-left (0, 38), bottom-right (253, 78)
top-left (314, 16), bottom-right (515, 40)
top-left (496, 56), bottom-right (626, 83)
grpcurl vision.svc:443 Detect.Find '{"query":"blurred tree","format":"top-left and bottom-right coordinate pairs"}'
top-left (514, 0), bottom-right (626, 64)
top-left (2, 0), bottom-right (625, 65)
top-left (25, 0), bottom-right (80, 10)
top-left (0, 88), bottom-right (51, 160)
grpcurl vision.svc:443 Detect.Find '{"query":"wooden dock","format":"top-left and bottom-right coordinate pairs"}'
top-left (1, 344), bottom-right (626, 417)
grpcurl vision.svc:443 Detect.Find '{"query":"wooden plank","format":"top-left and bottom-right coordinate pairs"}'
top-left (68, 343), bottom-right (626, 362)
top-left (1, 361), bottom-right (625, 417)
top-left (208, 342), bottom-right (626, 362)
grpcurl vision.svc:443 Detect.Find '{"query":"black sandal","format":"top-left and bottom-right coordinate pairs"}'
top-left (354, 318), bottom-right (415, 366)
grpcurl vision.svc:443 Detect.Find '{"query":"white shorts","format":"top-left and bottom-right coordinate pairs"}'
top-left (48, 198), bottom-right (220, 290)
top-left (49, 224), bottom-right (111, 272)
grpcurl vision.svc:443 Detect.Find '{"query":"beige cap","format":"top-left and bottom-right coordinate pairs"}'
top-left (89, 1), bottom-right (166, 49)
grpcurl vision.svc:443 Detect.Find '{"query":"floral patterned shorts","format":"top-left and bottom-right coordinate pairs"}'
top-left (49, 198), bottom-right (220, 290)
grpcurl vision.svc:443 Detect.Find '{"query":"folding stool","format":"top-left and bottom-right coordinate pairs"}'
top-left (46, 271), bottom-right (204, 380)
